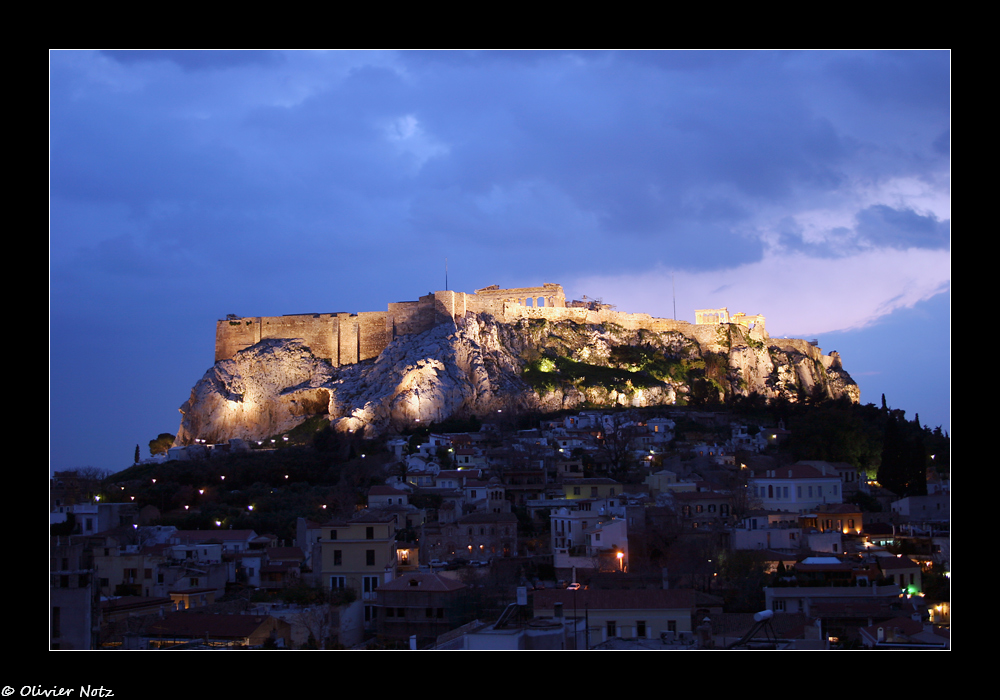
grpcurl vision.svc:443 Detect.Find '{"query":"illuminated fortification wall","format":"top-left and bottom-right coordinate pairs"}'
top-left (215, 284), bottom-right (768, 366)
top-left (695, 307), bottom-right (766, 334)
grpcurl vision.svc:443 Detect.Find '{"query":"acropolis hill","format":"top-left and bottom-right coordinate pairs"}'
top-left (179, 283), bottom-right (858, 444)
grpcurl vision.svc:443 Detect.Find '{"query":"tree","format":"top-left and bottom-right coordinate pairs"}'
top-left (436, 446), bottom-right (453, 470)
top-left (723, 469), bottom-right (762, 523)
top-left (149, 433), bottom-right (175, 457)
top-left (878, 410), bottom-right (927, 497)
top-left (134, 445), bottom-right (140, 464)
top-left (598, 413), bottom-right (639, 479)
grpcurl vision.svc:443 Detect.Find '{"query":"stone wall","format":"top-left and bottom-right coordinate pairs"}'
top-left (696, 307), bottom-right (766, 334)
top-left (337, 314), bottom-right (358, 366)
top-left (215, 284), bottom-right (784, 369)
top-left (216, 317), bottom-right (261, 362)
top-left (474, 283), bottom-right (566, 309)
top-left (358, 312), bottom-right (388, 362)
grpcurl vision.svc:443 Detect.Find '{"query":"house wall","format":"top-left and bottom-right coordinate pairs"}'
top-left (317, 520), bottom-right (396, 599)
top-left (764, 584), bottom-right (901, 615)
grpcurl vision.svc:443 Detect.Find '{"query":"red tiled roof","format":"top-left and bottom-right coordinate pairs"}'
top-left (369, 485), bottom-right (408, 496)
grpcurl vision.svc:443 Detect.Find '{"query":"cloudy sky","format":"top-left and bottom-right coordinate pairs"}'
top-left (50, 50), bottom-right (950, 474)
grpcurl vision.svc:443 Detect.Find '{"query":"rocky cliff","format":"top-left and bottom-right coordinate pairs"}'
top-left (176, 313), bottom-right (859, 444)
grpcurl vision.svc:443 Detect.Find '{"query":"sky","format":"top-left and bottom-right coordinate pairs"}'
top-left (50, 50), bottom-right (950, 475)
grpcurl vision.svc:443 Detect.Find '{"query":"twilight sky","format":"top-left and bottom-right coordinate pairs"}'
top-left (50, 50), bottom-right (950, 474)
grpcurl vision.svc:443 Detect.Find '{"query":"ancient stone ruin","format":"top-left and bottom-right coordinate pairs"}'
top-left (216, 284), bottom-right (772, 368)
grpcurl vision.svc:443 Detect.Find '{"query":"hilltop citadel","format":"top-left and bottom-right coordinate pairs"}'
top-left (216, 283), bottom-right (788, 366)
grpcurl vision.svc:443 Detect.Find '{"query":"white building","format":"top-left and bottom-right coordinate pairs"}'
top-left (749, 464), bottom-right (843, 513)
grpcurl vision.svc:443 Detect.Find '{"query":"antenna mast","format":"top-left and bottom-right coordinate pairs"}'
top-left (672, 274), bottom-right (676, 320)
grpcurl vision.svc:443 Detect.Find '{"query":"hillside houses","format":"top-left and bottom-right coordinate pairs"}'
top-left (50, 406), bottom-right (949, 649)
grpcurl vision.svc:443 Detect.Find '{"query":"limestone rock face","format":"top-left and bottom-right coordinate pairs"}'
top-left (175, 313), bottom-right (860, 444)
top-left (176, 339), bottom-right (335, 444)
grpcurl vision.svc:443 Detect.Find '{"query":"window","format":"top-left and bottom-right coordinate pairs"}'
top-left (591, 487), bottom-right (599, 497)
top-left (637, 620), bottom-right (646, 638)
top-left (330, 530), bottom-right (338, 540)
top-left (366, 527), bottom-right (374, 540)
top-left (331, 576), bottom-right (346, 589)
top-left (366, 550), bottom-right (376, 566)
top-left (334, 550), bottom-right (342, 566)
top-left (667, 620), bottom-right (677, 633)
top-left (607, 620), bottom-right (617, 638)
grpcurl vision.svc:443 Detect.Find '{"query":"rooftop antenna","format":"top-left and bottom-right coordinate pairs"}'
top-left (672, 274), bottom-right (676, 320)
top-left (445, 257), bottom-right (448, 291)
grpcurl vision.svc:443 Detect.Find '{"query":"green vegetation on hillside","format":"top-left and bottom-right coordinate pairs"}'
top-left (100, 437), bottom-right (391, 541)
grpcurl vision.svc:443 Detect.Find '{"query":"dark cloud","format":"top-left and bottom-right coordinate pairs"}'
top-left (933, 129), bottom-right (950, 156)
top-left (49, 51), bottom-right (950, 472)
top-left (826, 50), bottom-right (949, 113)
top-left (100, 50), bottom-right (283, 71)
top-left (855, 204), bottom-right (950, 250)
